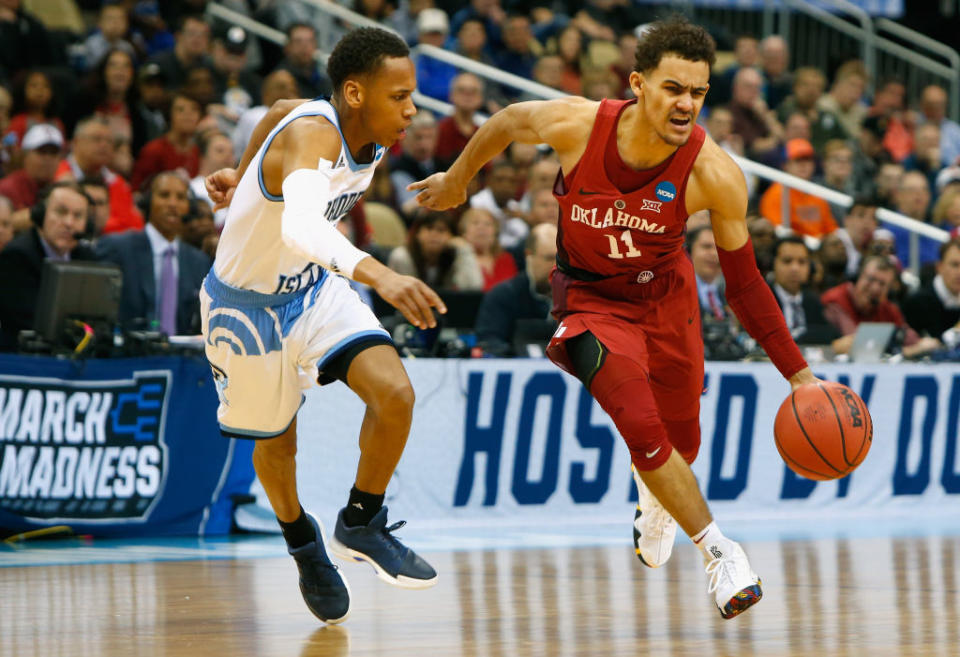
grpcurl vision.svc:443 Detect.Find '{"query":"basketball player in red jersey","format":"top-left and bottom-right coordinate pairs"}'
top-left (411, 17), bottom-right (819, 619)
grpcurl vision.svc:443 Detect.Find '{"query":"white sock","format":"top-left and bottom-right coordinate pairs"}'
top-left (691, 521), bottom-right (726, 558)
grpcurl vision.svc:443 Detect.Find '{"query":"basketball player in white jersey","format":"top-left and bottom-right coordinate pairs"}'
top-left (201, 28), bottom-right (445, 624)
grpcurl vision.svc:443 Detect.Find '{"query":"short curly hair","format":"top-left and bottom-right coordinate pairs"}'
top-left (634, 16), bottom-right (716, 74)
top-left (327, 27), bottom-right (410, 93)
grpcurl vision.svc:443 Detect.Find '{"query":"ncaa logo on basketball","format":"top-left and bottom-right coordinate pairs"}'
top-left (640, 199), bottom-right (662, 213)
top-left (0, 371), bottom-right (170, 522)
top-left (655, 181), bottom-right (677, 202)
top-left (839, 386), bottom-right (863, 427)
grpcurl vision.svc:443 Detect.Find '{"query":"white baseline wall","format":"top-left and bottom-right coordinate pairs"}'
top-left (293, 360), bottom-right (960, 528)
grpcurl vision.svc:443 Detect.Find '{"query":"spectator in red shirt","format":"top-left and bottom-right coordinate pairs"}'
top-left (870, 77), bottom-right (913, 162)
top-left (0, 123), bottom-right (62, 215)
top-left (435, 72), bottom-right (485, 169)
top-left (131, 91), bottom-right (202, 192)
top-left (820, 254), bottom-right (939, 357)
top-left (55, 116), bottom-right (143, 234)
top-left (460, 207), bottom-right (517, 291)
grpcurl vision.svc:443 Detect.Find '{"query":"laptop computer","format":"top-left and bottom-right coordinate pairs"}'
top-left (849, 322), bottom-right (897, 363)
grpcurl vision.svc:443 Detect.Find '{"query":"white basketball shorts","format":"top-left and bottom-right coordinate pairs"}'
top-left (200, 269), bottom-right (391, 438)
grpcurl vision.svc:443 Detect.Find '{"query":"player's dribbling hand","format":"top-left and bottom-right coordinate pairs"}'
top-left (788, 367), bottom-right (819, 391)
top-left (205, 168), bottom-right (240, 210)
top-left (375, 272), bottom-right (447, 329)
top-left (407, 172), bottom-right (466, 211)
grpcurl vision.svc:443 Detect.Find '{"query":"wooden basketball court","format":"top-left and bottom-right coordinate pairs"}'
top-left (1, 530), bottom-right (956, 656)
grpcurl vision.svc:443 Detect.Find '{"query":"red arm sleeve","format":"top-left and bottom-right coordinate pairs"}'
top-left (717, 239), bottom-right (808, 379)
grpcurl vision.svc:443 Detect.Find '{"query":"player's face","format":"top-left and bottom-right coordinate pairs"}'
top-left (361, 57), bottom-right (418, 147)
top-left (631, 55), bottom-right (710, 147)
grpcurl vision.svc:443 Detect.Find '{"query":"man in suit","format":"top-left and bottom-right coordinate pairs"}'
top-left (687, 225), bottom-right (728, 321)
top-left (0, 182), bottom-right (97, 350)
top-left (768, 236), bottom-right (839, 345)
top-left (96, 172), bottom-right (211, 335)
top-left (687, 224), bottom-right (744, 360)
top-left (475, 223), bottom-right (556, 356)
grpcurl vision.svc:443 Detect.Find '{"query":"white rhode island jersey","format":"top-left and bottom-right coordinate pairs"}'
top-left (214, 98), bottom-right (385, 294)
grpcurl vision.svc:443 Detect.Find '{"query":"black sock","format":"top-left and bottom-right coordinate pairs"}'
top-left (278, 506), bottom-right (315, 549)
top-left (343, 486), bottom-right (384, 527)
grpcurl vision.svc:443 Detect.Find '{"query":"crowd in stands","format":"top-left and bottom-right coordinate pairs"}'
top-left (1, 0), bottom-right (959, 361)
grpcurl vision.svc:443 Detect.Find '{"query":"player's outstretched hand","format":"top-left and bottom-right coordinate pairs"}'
top-left (205, 168), bottom-right (240, 210)
top-left (408, 172), bottom-right (466, 211)
top-left (375, 271), bottom-right (447, 329)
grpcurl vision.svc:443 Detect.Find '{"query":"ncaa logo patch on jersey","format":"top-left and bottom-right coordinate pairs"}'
top-left (655, 181), bottom-right (677, 202)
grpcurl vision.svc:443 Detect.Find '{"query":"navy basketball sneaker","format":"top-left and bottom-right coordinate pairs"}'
top-left (331, 506), bottom-right (438, 589)
top-left (288, 514), bottom-right (351, 623)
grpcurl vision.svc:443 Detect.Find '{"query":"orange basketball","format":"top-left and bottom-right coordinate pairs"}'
top-left (773, 381), bottom-right (873, 481)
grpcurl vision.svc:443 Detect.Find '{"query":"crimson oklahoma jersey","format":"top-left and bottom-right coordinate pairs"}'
top-left (554, 98), bottom-right (705, 278)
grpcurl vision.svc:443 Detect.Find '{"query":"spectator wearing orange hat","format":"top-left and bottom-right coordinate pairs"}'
top-left (760, 138), bottom-right (837, 239)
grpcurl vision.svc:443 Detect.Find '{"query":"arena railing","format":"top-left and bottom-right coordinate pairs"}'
top-left (733, 155), bottom-right (950, 274)
top-left (205, 2), bottom-right (949, 273)
top-left (874, 16), bottom-right (960, 124)
top-left (205, 3), bottom-right (463, 119)
top-left (688, 0), bottom-right (959, 121)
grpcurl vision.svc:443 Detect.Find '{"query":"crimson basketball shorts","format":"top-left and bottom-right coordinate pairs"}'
top-left (546, 250), bottom-right (704, 422)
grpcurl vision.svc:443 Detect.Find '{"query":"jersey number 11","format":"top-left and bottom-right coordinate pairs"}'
top-left (605, 230), bottom-right (642, 259)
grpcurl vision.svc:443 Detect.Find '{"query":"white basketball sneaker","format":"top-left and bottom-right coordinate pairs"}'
top-left (703, 538), bottom-right (763, 619)
top-left (631, 464), bottom-right (677, 568)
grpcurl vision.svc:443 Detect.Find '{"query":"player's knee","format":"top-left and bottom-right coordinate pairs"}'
top-left (601, 385), bottom-right (672, 472)
top-left (253, 432), bottom-right (298, 469)
top-left (370, 378), bottom-right (415, 420)
top-left (664, 417), bottom-right (700, 464)
top-left (613, 409), bottom-right (673, 471)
